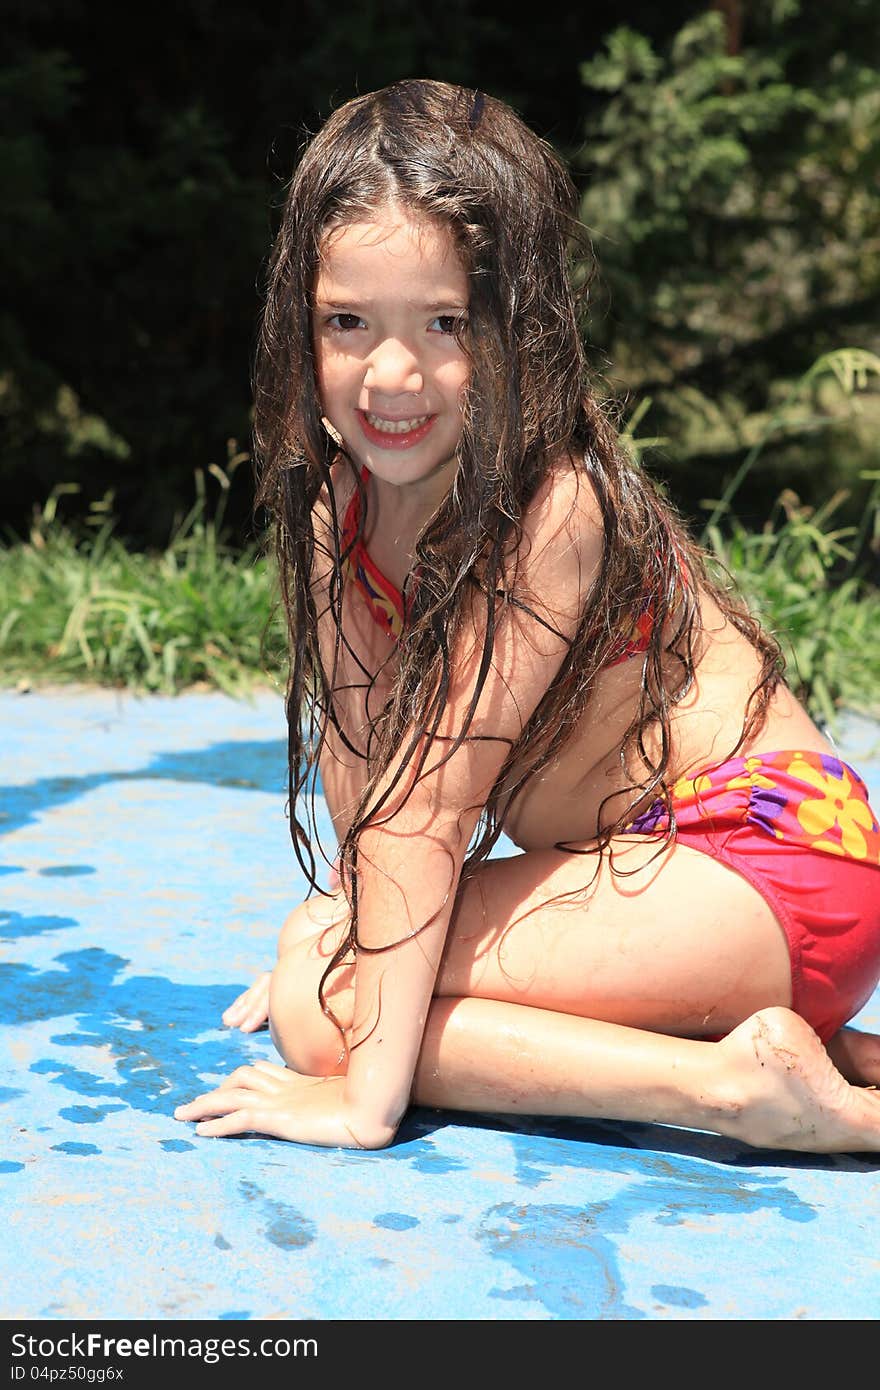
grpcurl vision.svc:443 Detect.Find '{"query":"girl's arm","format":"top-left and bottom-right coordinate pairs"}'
top-left (179, 466), bottom-right (602, 1147)
top-left (329, 465), bottom-right (605, 1146)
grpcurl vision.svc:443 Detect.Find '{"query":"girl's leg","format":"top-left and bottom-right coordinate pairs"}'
top-left (260, 834), bottom-right (880, 1151)
top-left (827, 1026), bottom-right (880, 1083)
top-left (270, 833), bottom-right (797, 1071)
top-left (222, 888), bottom-right (350, 1033)
top-left (412, 998), bottom-right (880, 1152)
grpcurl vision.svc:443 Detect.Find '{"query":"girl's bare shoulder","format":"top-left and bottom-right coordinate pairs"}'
top-left (313, 459), bottom-right (356, 534)
top-left (311, 460), bottom-right (360, 588)
top-left (519, 453), bottom-right (604, 577)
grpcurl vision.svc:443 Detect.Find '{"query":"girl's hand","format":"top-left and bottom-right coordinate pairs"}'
top-left (174, 1063), bottom-right (396, 1150)
top-left (221, 972), bottom-right (272, 1033)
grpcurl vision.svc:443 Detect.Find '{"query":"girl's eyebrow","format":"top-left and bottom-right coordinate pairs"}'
top-left (314, 296), bottom-right (468, 312)
top-left (420, 301), bottom-right (469, 314)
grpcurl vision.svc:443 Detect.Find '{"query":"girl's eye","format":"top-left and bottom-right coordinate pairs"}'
top-left (429, 315), bottom-right (463, 335)
top-left (327, 313), bottom-right (364, 331)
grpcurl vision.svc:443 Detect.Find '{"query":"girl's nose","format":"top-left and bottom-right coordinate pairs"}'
top-left (363, 339), bottom-right (424, 395)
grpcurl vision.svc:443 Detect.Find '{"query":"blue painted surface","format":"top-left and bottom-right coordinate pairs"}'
top-left (1, 687), bottom-right (879, 1320)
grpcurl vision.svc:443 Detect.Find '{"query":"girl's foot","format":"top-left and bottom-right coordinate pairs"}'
top-left (717, 1007), bottom-right (880, 1152)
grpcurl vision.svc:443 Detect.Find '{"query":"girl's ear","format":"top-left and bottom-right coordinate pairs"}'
top-left (321, 416), bottom-right (345, 448)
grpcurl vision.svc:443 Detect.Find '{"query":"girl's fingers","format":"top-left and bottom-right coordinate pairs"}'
top-left (182, 1093), bottom-right (296, 1139)
top-left (221, 1065), bottom-right (280, 1093)
top-left (175, 1088), bottom-right (253, 1120)
top-left (222, 993), bottom-right (253, 1024)
top-left (195, 1111), bottom-right (258, 1138)
top-left (192, 1106), bottom-right (300, 1141)
top-left (178, 1072), bottom-right (362, 1146)
top-left (175, 1069), bottom-right (279, 1119)
top-left (224, 980), bottom-right (266, 1016)
top-left (175, 1062), bottom-right (322, 1125)
top-left (237, 1007), bottom-right (270, 1034)
top-left (222, 972), bottom-right (272, 1029)
top-left (250, 1060), bottom-right (296, 1079)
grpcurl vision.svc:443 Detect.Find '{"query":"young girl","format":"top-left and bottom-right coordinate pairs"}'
top-left (175, 79), bottom-right (880, 1153)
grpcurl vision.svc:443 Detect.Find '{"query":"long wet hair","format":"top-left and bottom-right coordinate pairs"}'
top-left (253, 79), bottom-right (783, 1015)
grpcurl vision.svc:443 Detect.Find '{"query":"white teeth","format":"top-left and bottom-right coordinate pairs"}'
top-left (365, 412), bottom-right (430, 434)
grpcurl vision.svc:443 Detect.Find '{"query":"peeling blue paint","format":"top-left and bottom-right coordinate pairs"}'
top-left (265, 1216), bottom-right (315, 1251)
top-left (38, 865), bottom-right (97, 877)
top-left (0, 911), bottom-right (79, 940)
top-left (378, 1131), bottom-right (468, 1173)
top-left (481, 1201), bottom-right (640, 1320)
top-left (374, 1213), bottom-right (419, 1231)
top-left (2, 690), bottom-right (879, 1320)
top-left (0, 737), bottom-right (288, 838)
top-left (239, 1180), bottom-right (318, 1250)
top-left (58, 1103), bottom-right (127, 1124)
top-left (32, 1058), bottom-right (123, 1097)
top-left (2, 950), bottom-right (267, 1121)
top-left (651, 1285), bottom-right (708, 1309)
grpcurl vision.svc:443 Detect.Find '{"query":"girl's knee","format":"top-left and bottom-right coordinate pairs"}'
top-left (277, 889), bottom-right (349, 959)
top-left (276, 902), bottom-right (315, 958)
top-left (268, 939), bottom-right (352, 1076)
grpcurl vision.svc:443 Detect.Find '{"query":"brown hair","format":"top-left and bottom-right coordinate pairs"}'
top-left (253, 79), bottom-right (782, 1022)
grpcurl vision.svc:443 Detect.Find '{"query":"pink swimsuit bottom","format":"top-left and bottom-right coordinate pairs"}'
top-left (626, 751), bottom-right (880, 1040)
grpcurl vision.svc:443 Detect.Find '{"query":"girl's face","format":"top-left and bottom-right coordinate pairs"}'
top-left (312, 207), bottom-right (470, 493)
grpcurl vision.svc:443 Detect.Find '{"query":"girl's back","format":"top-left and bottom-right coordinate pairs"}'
top-left (315, 444), bottom-right (830, 853)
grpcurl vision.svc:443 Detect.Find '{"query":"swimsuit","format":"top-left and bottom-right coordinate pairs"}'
top-left (626, 751), bottom-right (880, 1040)
top-left (339, 472), bottom-right (880, 1040)
top-left (341, 473), bottom-right (409, 640)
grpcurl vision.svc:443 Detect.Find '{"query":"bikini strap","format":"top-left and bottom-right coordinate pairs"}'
top-left (340, 469), bottom-right (407, 639)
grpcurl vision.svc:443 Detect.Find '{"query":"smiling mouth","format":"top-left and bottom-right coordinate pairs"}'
top-left (357, 410), bottom-right (437, 448)
top-left (363, 411), bottom-right (432, 434)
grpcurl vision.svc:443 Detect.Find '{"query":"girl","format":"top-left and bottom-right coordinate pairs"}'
top-left (175, 80), bottom-right (880, 1152)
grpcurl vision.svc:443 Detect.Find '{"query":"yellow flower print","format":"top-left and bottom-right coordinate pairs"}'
top-left (791, 755), bottom-right (874, 859)
top-left (725, 756), bottom-right (777, 793)
top-left (671, 772), bottom-right (713, 803)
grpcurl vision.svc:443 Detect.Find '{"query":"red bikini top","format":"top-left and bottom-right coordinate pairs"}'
top-left (340, 468), bottom-right (660, 663)
top-left (341, 471), bottom-right (409, 639)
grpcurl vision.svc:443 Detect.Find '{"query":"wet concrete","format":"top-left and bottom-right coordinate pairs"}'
top-left (2, 687), bottom-right (878, 1320)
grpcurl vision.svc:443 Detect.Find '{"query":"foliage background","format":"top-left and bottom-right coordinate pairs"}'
top-left (2, 0), bottom-right (879, 553)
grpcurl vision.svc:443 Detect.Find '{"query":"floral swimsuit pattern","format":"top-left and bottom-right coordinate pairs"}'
top-left (626, 750), bottom-right (880, 866)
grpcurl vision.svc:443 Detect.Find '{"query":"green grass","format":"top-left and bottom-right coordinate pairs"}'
top-left (0, 475), bottom-right (288, 698)
top-left (2, 466), bottom-right (878, 730)
top-left (694, 347), bottom-right (880, 729)
top-left (704, 485), bottom-right (880, 728)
